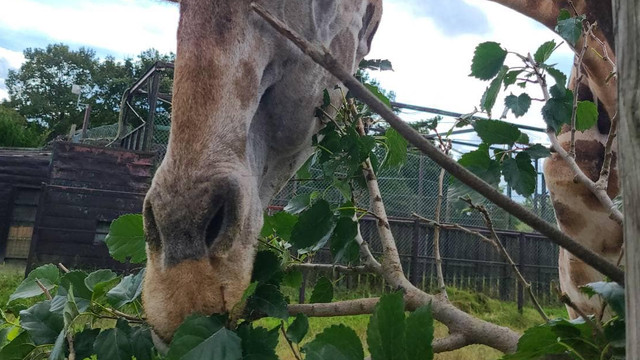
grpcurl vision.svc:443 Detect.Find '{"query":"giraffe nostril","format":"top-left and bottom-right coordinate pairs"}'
top-left (205, 205), bottom-right (225, 249)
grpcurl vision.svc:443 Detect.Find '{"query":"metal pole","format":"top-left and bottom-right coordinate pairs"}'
top-left (81, 104), bottom-right (91, 139)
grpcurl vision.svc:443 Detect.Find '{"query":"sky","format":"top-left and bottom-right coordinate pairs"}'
top-left (0, 0), bottom-right (574, 147)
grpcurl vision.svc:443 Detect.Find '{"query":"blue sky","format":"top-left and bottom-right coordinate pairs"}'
top-left (0, 0), bottom-right (574, 145)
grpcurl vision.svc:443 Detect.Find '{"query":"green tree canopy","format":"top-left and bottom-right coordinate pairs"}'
top-left (0, 105), bottom-right (46, 147)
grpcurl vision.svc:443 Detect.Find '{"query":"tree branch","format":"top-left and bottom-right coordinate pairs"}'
top-left (288, 263), bottom-right (369, 274)
top-left (250, 1), bottom-right (624, 286)
top-left (287, 298), bottom-right (380, 317)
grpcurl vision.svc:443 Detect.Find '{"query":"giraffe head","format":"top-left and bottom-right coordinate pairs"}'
top-left (141, 0), bottom-right (381, 343)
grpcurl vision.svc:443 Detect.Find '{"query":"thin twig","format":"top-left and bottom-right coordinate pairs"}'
top-left (58, 263), bottom-right (70, 274)
top-left (35, 279), bottom-right (52, 300)
top-left (280, 321), bottom-right (302, 360)
top-left (288, 263), bottom-right (369, 274)
top-left (553, 283), bottom-right (604, 335)
top-left (596, 112), bottom-right (618, 189)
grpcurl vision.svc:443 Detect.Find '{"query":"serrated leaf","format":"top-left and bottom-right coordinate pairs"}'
top-left (542, 86), bottom-right (574, 131)
top-left (364, 84), bottom-right (391, 108)
top-left (287, 314), bottom-right (309, 344)
top-left (503, 70), bottom-right (523, 88)
top-left (238, 324), bottom-right (280, 360)
top-left (576, 100), bottom-right (598, 131)
top-left (504, 93), bottom-right (532, 118)
top-left (383, 128), bottom-right (408, 169)
top-left (74, 329), bottom-right (99, 360)
top-left (502, 152), bottom-right (536, 197)
top-left (405, 304), bottom-right (434, 360)
top-left (104, 214), bottom-right (147, 264)
top-left (84, 269), bottom-right (117, 291)
top-left (310, 277), bottom-right (333, 304)
top-left (457, 144), bottom-right (501, 187)
top-left (534, 40), bottom-right (557, 63)
top-left (470, 42), bottom-right (508, 80)
top-left (9, 264), bottom-right (60, 304)
top-left (130, 326), bottom-right (154, 360)
top-left (63, 286), bottom-right (79, 330)
top-left (303, 325), bottom-right (364, 360)
top-left (0, 332), bottom-right (35, 360)
top-left (333, 179), bottom-right (352, 201)
top-left (251, 251), bottom-right (282, 285)
top-left (367, 292), bottom-right (406, 360)
top-left (167, 314), bottom-right (226, 360)
top-left (330, 218), bottom-right (360, 265)
top-left (284, 193), bottom-right (312, 215)
top-left (480, 66), bottom-right (508, 116)
top-left (524, 144), bottom-right (551, 160)
top-left (516, 133), bottom-right (530, 145)
top-left (48, 330), bottom-right (66, 360)
top-left (555, 14), bottom-right (585, 47)
top-left (249, 284), bottom-right (289, 320)
top-left (544, 66), bottom-right (568, 90)
top-left (106, 269), bottom-right (144, 309)
top-left (182, 328), bottom-right (242, 360)
top-left (51, 271), bottom-right (91, 313)
top-left (19, 301), bottom-right (64, 345)
top-left (261, 211), bottom-right (298, 241)
top-left (474, 119), bottom-right (522, 145)
top-left (283, 271), bottom-right (303, 289)
top-left (581, 282), bottom-right (625, 317)
top-left (290, 200), bottom-right (336, 249)
top-left (94, 319), bottom-right (133, 360)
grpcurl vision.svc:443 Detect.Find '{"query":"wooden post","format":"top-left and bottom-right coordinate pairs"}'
top-left (143, 73), bottom-right (161, 151)
top-left (81, 104), bottom-right (91, 139)
top-left (613, 1), bottom-right (640, 357)
top-left (410, 219), bottom-right (420, 285)
top-left (298, 271), bottom-right (307, 304)
top-left (517, 233), bottom-right (526, 314)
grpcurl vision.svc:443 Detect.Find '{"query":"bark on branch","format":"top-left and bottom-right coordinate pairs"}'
top-left (250, 2), bottom-right (624, 285)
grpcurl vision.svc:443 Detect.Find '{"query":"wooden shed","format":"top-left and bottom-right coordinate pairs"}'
top-left (0, 142), bottom-right (156, 272)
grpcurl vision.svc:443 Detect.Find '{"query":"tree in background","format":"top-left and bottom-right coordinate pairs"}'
top-left (5, 44), bottom-right (175, 140)
top-left (0, 105), bottom-right (46, 147)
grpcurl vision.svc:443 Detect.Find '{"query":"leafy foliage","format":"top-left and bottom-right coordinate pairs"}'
top-left (104, 214), bottom-right (147, 264)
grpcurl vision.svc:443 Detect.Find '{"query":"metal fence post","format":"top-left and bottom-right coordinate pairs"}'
top-left (410, 218), bottom-right (420, 285)
top-left (143, 72), bottom-right (160, 151)
top-left (518, 232), bottom-right (526, 313)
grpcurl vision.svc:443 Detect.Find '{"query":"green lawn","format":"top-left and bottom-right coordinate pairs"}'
top-left (0, 264), bottom-right (566, 360)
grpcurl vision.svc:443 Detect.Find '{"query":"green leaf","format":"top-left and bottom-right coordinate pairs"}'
top-left (63, 286), bottom-right (79, 330)
top-left (405, 304), bottom-right (434, 360)
top-left (283, 271), bottom-right (303, 289)
top-left (51, 270), bottom-right (91, 313)
top-left (310, 277), bottom-right (334, 304)
top-left (470, 42), bottom-right (508, 80)
top-left (542, 86), bottom-right (574, 131)
top-left (129, 326), bottom-right (154, 360)
top-left (524, 144), bottom-right (551, 160)
top-left (581, 281), bottom-right (625, 317)
top-left (503, 70), bottom-right (523, 87)
top-left (330, 218), bottom-right (360, 265)
top-left (94, 319), bottom-right (134, 360)
top-left (555, 14), bottom-right (585, 47)
top-left (365, 84), bottom-right (391, 108)
top-left (261, 211), bottom-right (298, 241)
top-left (290, 200), bottom-right (336, 249)
top-left (383, 128), bottom-right (408, 169)
top-left (516, 133), bottom-right (530, 145)
top-left (480, 66), bottom-right (508, 116)
top-left (457, 144), bottom-right (501, 187)
top-left (367, 292), bottom-right (406, 360)
top-left (576, 100), bottom-right (598, 131)
top-left (84, 269), bottom-right (117, 291)
top-left (323, 89), bottom-right (331, 107)
top-left (104, 214), bottom-right (147, 264)
top-left (303, 325), bottom-right (364, 360)
top-left (251, 251), bottom-right (282, 285)
top-left (238, 324), bottom-right (280, 360)
top-left (167, 314), bottom-right (226, 360)
top-left (181, 328), bottom-right (242, 360)
top-left (502, 152), bottom-right (536, 197)
top-left (557, 9), bottom-right (571, 21)
top-left (534, 40), bottom-right (557, 63)
top-left (19, 301), bottom-right (64, 345)
top-left (48, 330), bottom-right (66, 360)
top-left (544, 66), bottom-right (568, 90)
top-left (106, 269), bottom-right (144, 309)
top-left (284, 193), bottom-right (312, 215)
top-left (0, 332), bottom-right (35, 360)
top-left (286, 314), bottom-right (309, 344)
top-left (248, 284), bottom-right (289, 320)
top-left (474, 119), bottom-right (522, 146)
top-left (296, 155), bottom-right (313, 180)
top-left (333, 179), bottom-right (353, 201)
top-left (504, 93), bottom-right (532, 118)
top-left (9, 264), bottom-right (60, 303)
top-left (74, 329), bottom-right (99, 360)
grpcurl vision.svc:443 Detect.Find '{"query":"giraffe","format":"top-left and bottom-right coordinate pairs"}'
top-left (488, 0), bottom-right (621, 319)
top-left (142, 0), bottom-right (382, 342)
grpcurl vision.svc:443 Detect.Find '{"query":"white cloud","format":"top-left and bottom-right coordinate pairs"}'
top-left (0, 0), bottom-right (179, 57)
top-left (0, 47), bottom-right (26, 101)
top-left (367, 0), bottom-right (574, 145)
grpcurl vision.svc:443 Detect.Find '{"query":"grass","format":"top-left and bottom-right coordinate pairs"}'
top-left (0, 264), bottom-right (567, 359)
